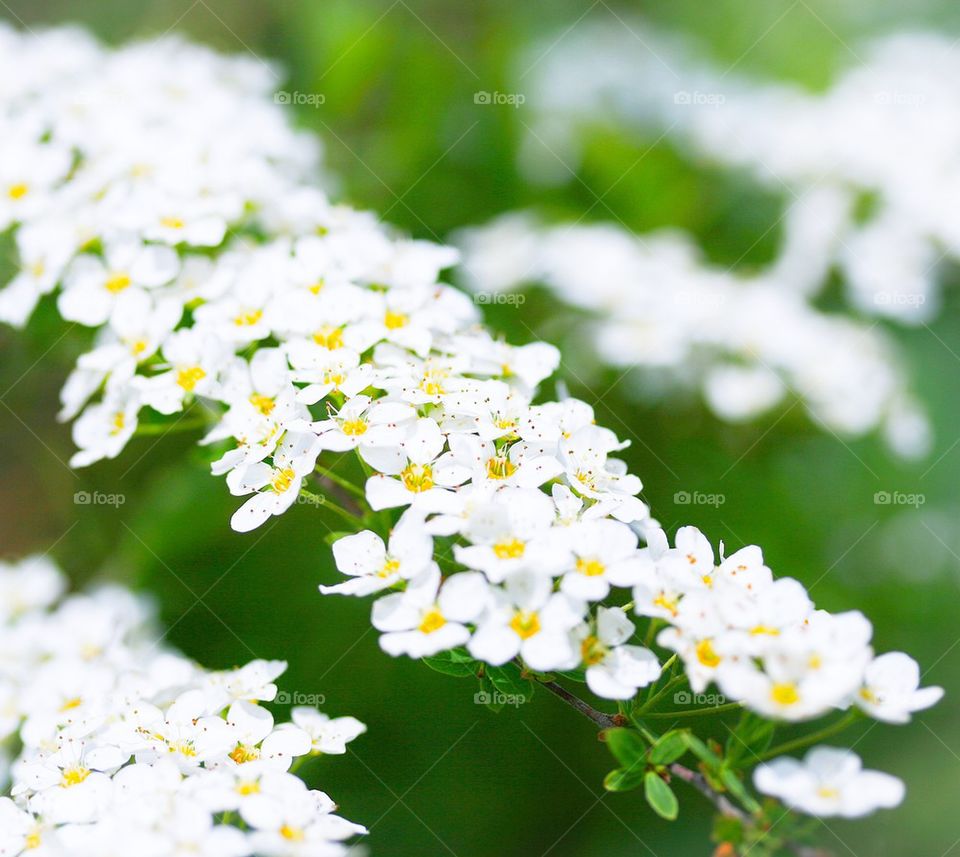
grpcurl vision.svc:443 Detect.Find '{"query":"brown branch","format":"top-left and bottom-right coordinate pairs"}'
top-left (539, 679), bottom-right (620, 729)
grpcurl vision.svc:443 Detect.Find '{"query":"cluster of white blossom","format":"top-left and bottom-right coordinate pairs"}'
top-left (521, 23), bottom-right (960, 324)
top-left (456, 214), bottom-right (929, 457)
top-left (0, 555), bottom-right (365, 856)
top-left (0, 24), bottom-right (941, 826)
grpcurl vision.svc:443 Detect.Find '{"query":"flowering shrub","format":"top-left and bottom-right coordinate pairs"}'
top-left (456, 214), bottom-right (929, 457)
top-left (0, 23), bottom-right (944, 855)
top-left (0, 555), bottom-right (365, 856)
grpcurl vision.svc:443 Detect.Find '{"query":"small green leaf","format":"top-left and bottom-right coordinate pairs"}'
top-left (644, 771), bottom-right (679, 820)
top-left (604, 766), bottom-right (646, 792)
top-left (650, 730), bottom-right (689, 765)
top-left (681, 732), bottom-right (722, 767)
top-left (476, 674), bottom-right (504, 712)
top-left (486, 663), bottom-right (533, 701)
top-left (719, 766), bottom-right (761, 813)
top-left (725, 712), bottom-right (775, 766)
top-left (322, 531), bottom-right (352, 546)
top-left (604, 728), bottom-right (647, 769)
top-left (421, 649), bottom-right (478, 678)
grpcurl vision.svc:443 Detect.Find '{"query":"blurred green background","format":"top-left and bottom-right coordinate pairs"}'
top-left (1, 1), bottom-right (959, 854)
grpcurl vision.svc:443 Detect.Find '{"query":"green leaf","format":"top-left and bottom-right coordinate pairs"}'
top-left (556, 667), bottom-right (587, 683)
top-left (650, 730), bottom-right (689, 765)
top-left (604, 728), bottom-right (647, 769)
top-left (725, 712), bottom-right (775, 766)
top-left (485, 662), bottom-right (533, 701)
top-left (476, 674), bottom-right (504, 712)
top-left (322, 531), bottom-right (352, 546)
top-left (644, 771), bottom-right (679, 820)
top-left (681, 732), bottom-right (722, 767)
top-left (603, 766), bottom-right (646, 792)
top-left (421, 649), bottom-right (478, 678)
top-left (719, 766), bottom-right (761, 813)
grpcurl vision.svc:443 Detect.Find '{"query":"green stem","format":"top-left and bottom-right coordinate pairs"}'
top-left (134, 417), bottom-right (209, 436)
top-left (642, 701), bottom-right (743, 719)
top-left (315, 463), bottom-right (368, 501)
top-left (757, 711), bottom-right (861, 762)
top-left (300, 488), bottom-right (367, 529)
top-left (643, 617), bottom-right (662, 648)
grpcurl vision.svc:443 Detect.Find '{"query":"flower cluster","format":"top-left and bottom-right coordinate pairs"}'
top-left (457, 214), bottom-right (928, 457)
top-left (520, 23), bottom-right (960, 324)
top-left (0, 555), bottom-right (365, 856)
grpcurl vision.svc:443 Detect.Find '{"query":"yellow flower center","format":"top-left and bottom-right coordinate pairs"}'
top-left (280, 825), bottom-right (305, 842)
top-left (695, 639), bottom-right (721, 668)
top-left (8, 182), bottom-right (29, 200)
top-left (236, 780), bottom-right (261, 796)
top-left (493, 538), bottom-right (525, 559)
top-left (580, 634), bottom-right (607, 667)
top-left (418, 607), bottom-right (447, 634)
top-left (25, 831), bottom-right (41, 849)
top-left (105, 272), bottom-right (132, 293)
top-left (312, 325), bottom-right (343, 349)
top-left (160, 215), bottom-right (185, 229)
top-left (234, 309), bottom-right (263, 327)
top-left (817, 786), bottom-right (840, 799)
top-left (575, 557), bottom-right (606, 577)
top-left (61, 767), bottom-right (91, 788)
top-left (378, 558), bottom-right (401, 578)
top-left (419, 367), bottom-right (448, 397)
top-left (509, 610), bottom-right (541, 640)
top-left (770, 683), bottom-right (799, 706)
top-left (176, 365), bottom-right (207, 391)
top-left (858, 686), bottom-right (877, 703)
top-left (170, 741), bottom-right (197, 758)
top-left (653, 593), bottom-right (679, 617)
top-left (749, 625), bottom-right (780, 637)
top-left (308, 279), bottom-right (325, 295)
top-left (341, 418), bottom-right (368, 436)
top-left (384, 310), bottom-right (409, 329)
top-left (271, 467), bottom-right (296, 493)
top-left (249, 393), bottom-right (275, 415)
top-left (60, 697), bottom-right (83, 712)
top-left (229, 744), bottom-right (260, 765)
top-left (486, 455), bottom-right (517, 480)
top-left (110, 411), bottom-right (126, 435)
top-left (401, 463), bottom-right (434, 493)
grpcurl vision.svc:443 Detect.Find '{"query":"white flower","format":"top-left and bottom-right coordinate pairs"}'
top-left (855, 652), bottom-right (943, 723)
top-left (290, 708), bottom-right (366, 755)
top-left (323, 511), bottom-right (433, 597)
top-left (577, 607), bottom-right (660, 700)
top-left (372, 567), bottom-right (489, 658)
top-left (754, 747), bottom-right (904, 818)
top-left (560, 519), bottom-right (646, 601)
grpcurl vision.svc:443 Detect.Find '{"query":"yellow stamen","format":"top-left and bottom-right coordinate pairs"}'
top-left (236, 780), bottom-right (261, 795)
top-left (280, 825), bottom-right (305, 842)
top-left (60, 697), bottom-right (83, 712)
top-left (378, 558), bottom-right (401, 578)
top-left (384, 310), bottom-right (409, 329)
top-left (61, 767), bottom-right (91, 787)
top-left (25, 832), bottom-right (41, 849)
top-left (312, 325), bottom-right (343, 349)
top-left (8, 182), bottom-right (29, 200)
top-left (341, 418), bottom-right (368, 436)
top-left (653, 593), bottom-right (679, 617)
top-left (509, 610), bottom-right (541, 640)
top-left (271, 467), bottom-right (296, 493)
top-left (575, 557), bottom-right (606, 577)
top-left (401, 463), bottom-right (434, 493)
top-left (249, 393), bottom-right (275, 415)
top-left (233, 309), bottom-right (263, 327)
top-left (176, 365), bottom-right (206, 391)
top-left (229, 744), bottom-right (260, 765)
top-left (418, 607), bottom-right (446, 634)
top-left (695, 639), bottom-right (721, 668)
top-left (580, 634), bottom-right (607, 667)
top-left (486, 455), bottom-right (517, 481)
top-left (104, 272), bottom-right (131, 293)
top-left (110, 412), bottom-right (126, 435)
top-left (770, 683), bottom-right (799, 706)
top-left (160, 216), bottom-right (185, 229)
top-left (493, 539), bottom-right (525, 560)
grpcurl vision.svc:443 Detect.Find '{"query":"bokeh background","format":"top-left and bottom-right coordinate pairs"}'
top-left (1, 1), bottom-right (959, 854)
